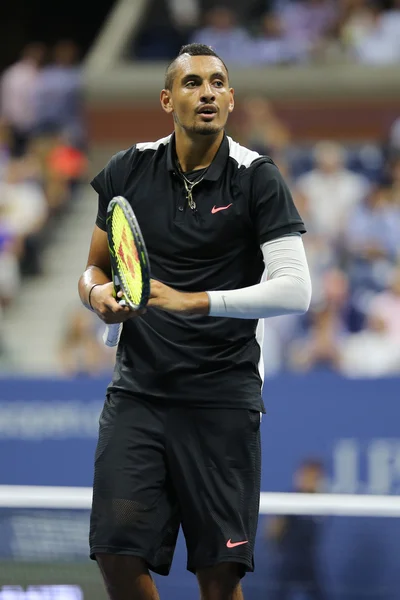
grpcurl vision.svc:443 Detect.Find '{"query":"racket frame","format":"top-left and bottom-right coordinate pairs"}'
top-left (106, 196), bottom-right (151, 310)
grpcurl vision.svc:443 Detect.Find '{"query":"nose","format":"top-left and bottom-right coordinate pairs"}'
top-left (200, 82), bottom-right (215, 103)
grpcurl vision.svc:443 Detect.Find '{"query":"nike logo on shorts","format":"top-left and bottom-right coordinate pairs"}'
top-left (226, 539), bottom-right (248, 548)
top-left (211, 204), bottom-right (232, 214)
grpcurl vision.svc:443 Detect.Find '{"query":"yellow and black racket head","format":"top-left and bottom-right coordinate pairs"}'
top-left (106, 196), bottom-right (150, 310)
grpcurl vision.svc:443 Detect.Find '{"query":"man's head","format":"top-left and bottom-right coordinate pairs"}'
top-left (161, 44), bottom-right (234, 137)
top-left (314, 141), bottom-right (345, 174)
top-left (21, 42), bottom-right (46, 67)
top-left (294, 460), bottom-right (324, 493)
top-left (52, 40), bottom-right (79, 66)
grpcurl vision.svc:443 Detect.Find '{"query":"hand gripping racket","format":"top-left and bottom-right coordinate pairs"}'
top-left (103, 196), bottom-right (151, 347)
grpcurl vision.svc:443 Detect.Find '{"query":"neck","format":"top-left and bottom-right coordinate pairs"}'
top-left (174, 129), bottom-right (224, 172)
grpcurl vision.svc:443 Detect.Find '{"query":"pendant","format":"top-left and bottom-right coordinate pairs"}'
top-left (187, 190), bottom-right (196, 210)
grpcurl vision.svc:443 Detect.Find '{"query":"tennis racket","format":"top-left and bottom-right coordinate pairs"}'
top-left (102, 196), bottom-right (151, 347)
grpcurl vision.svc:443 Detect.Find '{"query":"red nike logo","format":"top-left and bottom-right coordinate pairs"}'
top-left (211, 203), bottom-right (232, 214)
top-left (226, 539), bottom-right (248, 548)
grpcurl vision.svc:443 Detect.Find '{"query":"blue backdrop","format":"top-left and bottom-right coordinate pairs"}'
top-left (1, 373), bottom-right (400, 599)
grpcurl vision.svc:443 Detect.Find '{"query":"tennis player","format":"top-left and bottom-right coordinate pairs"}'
top-left (78, 43), bottom-right (311, 600)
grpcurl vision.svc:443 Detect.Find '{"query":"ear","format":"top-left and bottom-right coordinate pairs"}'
top-left (228, 88), bottom-right (235, 113)
top-left (160, 89), bottom-right (174, 114)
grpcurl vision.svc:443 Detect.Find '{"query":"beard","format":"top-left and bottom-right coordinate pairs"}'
top-left (173, 112), bottom-right (226, 136)
top-left (190, 123), bottom-right (224, 136)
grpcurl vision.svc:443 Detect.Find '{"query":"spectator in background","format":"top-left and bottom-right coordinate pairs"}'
top-left (275, 0), bottom-right (337, 62)
top-left (251, 11), bottom-right (299, 65)
top-left (167, 0), bottom-right (200, 32)
top-left (25, 132), bottom-right (69, 213)
top-left (133, 0), bottom-right (190, 60)
top-left (21, 128), bottom-right (87, 217)
top-left (293, 189), bottom-right (338, 306)
top-left (339, 0), bottom-right (379, 54)
top-left (33, 40), bottom-right (84, 149)
top-left (236, 96), bottom-right (291, 160)
top-left (59, 306), bottom-right (115, 377)
top-left (0, 38), bottom-right (88, 322)
top-left (387, 154), bottom-right (400, 202)
top-left (266, 460), bottom-right (327, 600)
top-left (340, 310), bottom-right (400, 377)
top-left (0, 199), bottom-right (21, 309)
top-left (386, 117), bottom-right (400, 161)
top-left (43, 130), bottom-right (88, 212)
top-left (289, 269), bottom-right (349, 372)
top-left (0, 119), bottom-right (12, 179)
top-left (190, 6), bottom-right (252, 65)
top-left (296, 141), bottom-right (370, 245)
top-left (344, 184), bottom-right (400, 297)
top-left (0, 42), bottom-right (46, 157)
top-left (367, 266), bottom-right (400, 342)
top-left (0, 158), bottom-right (48, 275)
top-left (347, 0), bottom-right (400, 64)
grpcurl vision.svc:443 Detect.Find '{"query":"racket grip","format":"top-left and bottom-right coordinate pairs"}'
top-left (103, 323), bottom-right (122, 347)
top-left (102, 300), bottom-right (127, 347)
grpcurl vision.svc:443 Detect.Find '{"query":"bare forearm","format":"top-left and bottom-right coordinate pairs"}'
top-left (182, 291), bottom-right (210, 315)
top-left (78, 266), bottom-right (111, 310)
top-left (148, 281), bottom-right (210, 315)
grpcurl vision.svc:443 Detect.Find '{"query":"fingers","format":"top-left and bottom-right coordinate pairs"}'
top-left (106, 296), bottom-right (131, 314)
top-left (96, 296), bottom-right (133, 323)
top-left (92, 284), bottom-right (147, 323)
top-left (99, 296), bottom-right (147, 324)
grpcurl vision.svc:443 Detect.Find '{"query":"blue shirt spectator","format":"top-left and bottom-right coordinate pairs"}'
top-left (33, 40), bottom-right (84, 148)
top-left (190, 6), bottom-right (253, 65)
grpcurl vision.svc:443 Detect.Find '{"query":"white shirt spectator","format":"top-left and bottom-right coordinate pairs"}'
top-left (0, 159), bottom-right (48, 237)
top-left (1, 61), bottom-right (38, 132)
top-left (0, 44), bottom-right (45, 134)
top-left (340, 328), bottom-right (400, 377)
top-left (353, 9), bottom-right (400, 64)
top-left (296, 142), bottom-right (370, 241)
top-left (368, 269), bottom-right (400, 340)
top-left (0, 181), bottom-right (47, 237)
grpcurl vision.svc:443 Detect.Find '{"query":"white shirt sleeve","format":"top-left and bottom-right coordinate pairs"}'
top-left (207, 234), bottom-right (312, 319)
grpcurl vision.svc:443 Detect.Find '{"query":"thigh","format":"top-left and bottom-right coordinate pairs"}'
top-left (168, 407), bottom-right (261, 575)
top-left (90, 393), bottom-right (180, 575)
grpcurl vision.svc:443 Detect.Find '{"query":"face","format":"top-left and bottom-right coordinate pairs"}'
top-left (161, 55), bottom-right (234, 137)
top-left (296, 466), bottom-right (323, 493)
top-left (54, 41), bottom-right (79, 66)
top-left (316, 145), bottom-right (343, 173)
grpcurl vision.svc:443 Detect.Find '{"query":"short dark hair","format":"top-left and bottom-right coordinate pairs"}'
top-left (164, 43), bottom-right (229, 90)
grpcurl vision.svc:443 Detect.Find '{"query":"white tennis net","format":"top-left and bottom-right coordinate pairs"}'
top-left (1, 486), bottom-right (400, 516)
top-left (0, 486), bottom-right (399, 600)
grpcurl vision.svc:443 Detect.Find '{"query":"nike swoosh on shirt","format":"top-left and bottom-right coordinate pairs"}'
top-left (226, 539), bottom-right (248, 548)
top-left (211, 203), bottom-right (232, 214)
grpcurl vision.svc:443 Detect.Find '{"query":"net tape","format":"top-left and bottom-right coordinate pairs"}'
top-left (1, 486), bottom-right (399, 517)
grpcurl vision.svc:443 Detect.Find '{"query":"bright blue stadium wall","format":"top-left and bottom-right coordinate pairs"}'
top-left (1, 374), bottom-right (400, 599)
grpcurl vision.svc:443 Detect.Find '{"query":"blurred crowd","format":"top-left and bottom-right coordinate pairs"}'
top-left (2, 28), bottom-right (400, 378)
top-left (228, 97), bottom-right (400, 377)
top-left (0, 40), bottom-right (87, 357)
top-left (133, 0), bottom-right (400, 66)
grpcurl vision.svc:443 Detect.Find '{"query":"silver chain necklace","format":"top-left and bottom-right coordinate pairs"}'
top-left (177, 162), bottom-right (209, 210)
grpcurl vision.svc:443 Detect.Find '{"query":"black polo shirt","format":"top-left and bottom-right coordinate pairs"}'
top-left (91, 132), bottom-right (305, 410)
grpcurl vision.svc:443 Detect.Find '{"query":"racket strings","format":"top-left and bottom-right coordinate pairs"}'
top-left (111, 205), bottom-right (143, 306)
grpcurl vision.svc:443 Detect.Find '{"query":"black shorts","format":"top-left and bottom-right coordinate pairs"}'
top-left (89, 393), bottom-right (261, 576)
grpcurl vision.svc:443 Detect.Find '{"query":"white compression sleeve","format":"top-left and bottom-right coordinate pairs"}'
top-left (207, 234), bottom-right (312, 319)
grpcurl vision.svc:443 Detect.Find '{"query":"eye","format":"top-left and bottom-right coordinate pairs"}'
top-left (185, 80), bottom-right (197, 88)
top-left (214, 80), bottom-right (224, 87)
